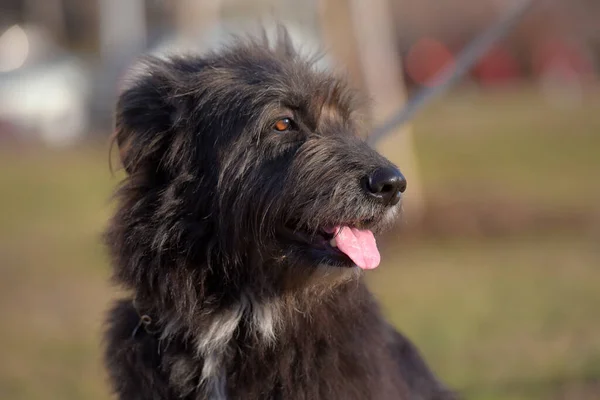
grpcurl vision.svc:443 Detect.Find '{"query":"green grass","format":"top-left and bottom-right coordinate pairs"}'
top-left (410, 87), bottom-right (600, 209)
top-left (0, 146), bottom-right (117, 400)
top-left (0, 87), bottom-right (599, 399)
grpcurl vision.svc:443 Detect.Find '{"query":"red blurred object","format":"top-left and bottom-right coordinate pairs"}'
top-left (473, 44), bottom-right (521, 86)
top-left (405, 37), bottom-right (455, 87)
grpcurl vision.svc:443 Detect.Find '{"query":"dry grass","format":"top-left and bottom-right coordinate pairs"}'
top-left (373, 236), bottom-right (600, 400)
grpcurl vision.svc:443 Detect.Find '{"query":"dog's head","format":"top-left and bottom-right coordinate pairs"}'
top-left (109, 30), bottom-right (405, 295)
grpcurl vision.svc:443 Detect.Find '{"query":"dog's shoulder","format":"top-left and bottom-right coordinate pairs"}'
top-left (386, 326), bottom-right (459, 400)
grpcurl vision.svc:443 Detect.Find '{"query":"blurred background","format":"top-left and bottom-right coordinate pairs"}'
top-left (0, 0), bottom-right (599, 399)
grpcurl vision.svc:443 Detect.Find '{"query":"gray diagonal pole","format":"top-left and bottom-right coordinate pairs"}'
top-left (368, 0), bottom-right (536, 146)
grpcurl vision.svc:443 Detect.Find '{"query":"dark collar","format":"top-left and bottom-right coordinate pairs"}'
top-left (131, 298), bottom-right (161, 339)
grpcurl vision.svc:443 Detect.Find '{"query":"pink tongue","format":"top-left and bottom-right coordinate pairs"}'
top-left (334, 226), bottom-right (380, 270)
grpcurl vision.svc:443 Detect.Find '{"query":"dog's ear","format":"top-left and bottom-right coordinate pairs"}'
top-left (113, 58), bottom-right (180, 175)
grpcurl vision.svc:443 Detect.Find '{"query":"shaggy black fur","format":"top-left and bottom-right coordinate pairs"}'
top-left (104, 30), bottom-right (456, 400)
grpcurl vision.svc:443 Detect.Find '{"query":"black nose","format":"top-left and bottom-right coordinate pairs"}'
top-left (365, 167), bottom-right (406, 206)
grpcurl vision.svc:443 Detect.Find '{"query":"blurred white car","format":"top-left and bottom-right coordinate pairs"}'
top-left (0, 24), bottom-right (90, 146)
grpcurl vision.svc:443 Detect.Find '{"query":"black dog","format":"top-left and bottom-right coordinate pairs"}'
top-left (104, 30), bottom-right (455, 400)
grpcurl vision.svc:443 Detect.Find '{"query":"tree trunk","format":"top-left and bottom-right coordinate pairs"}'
top-left (347, 0), bottom-right (425, 226)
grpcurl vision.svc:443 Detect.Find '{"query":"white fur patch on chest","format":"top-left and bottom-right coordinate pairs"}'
top-left (194, 294), bottom-right (280, 399)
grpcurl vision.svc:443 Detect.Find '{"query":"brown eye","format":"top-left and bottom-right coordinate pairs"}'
top-left (273, 118), bottom-right (293, 132)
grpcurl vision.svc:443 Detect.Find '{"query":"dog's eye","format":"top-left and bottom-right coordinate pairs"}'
top-left (273, 118), bottom-right (293, 132)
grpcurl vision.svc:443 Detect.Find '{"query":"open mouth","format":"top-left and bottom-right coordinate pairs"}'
top-left (283, 222), bottom-right (381, 270)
